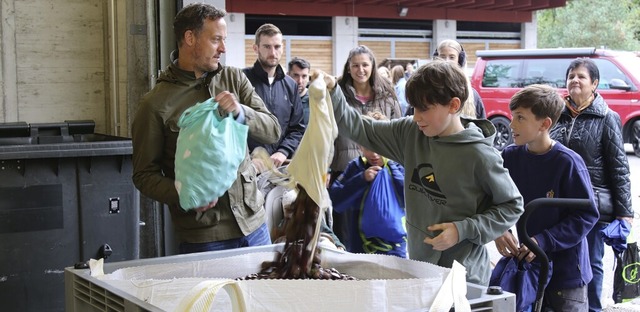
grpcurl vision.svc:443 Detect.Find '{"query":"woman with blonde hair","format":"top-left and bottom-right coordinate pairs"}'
top-left (433, 39), bottom-right (486, 119)
top-left (391, 65), bottom-right (408, 115)
top-left (377, 66), bottom-right (391, 82)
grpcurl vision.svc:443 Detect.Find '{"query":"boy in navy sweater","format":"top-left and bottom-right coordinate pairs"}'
top-left (495, 84), bottom-right (599, 310)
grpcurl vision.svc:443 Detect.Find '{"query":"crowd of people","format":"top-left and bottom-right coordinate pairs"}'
top-left (131, 3), bottom-right (632, 311)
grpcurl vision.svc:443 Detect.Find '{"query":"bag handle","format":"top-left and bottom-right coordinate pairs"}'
top-left (177, 99), bottom-right (233, 129)
top-left (174, 279), bottom-right (246, 312)
top-left (360, 159), bottom-right (402, 203)
top-left (429, 261), bottom-right (471, 312)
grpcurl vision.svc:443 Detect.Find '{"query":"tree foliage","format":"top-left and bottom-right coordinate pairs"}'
top-left (537, 0), bottom-right (640, 50)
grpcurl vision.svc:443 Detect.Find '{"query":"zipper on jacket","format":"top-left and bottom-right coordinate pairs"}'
top-left (567, 116), bottom-right (577, 144)
top-left (196, 75), bottom-right (209, 92)
top-left (269, 84), bottom-right (275, 107)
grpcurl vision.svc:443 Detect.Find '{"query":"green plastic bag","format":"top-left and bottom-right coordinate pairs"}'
top-left (174, 99), bottom-right (248, 210)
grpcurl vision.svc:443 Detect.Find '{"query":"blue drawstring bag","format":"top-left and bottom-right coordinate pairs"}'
top-left (489, 256), bottom-right (553, 312)
top-left (174, 98), bottom-right (248, 210)
top-left (360, 166), bottom-right (406, 245)
top-left (601, 219), bottom-right (631, 254)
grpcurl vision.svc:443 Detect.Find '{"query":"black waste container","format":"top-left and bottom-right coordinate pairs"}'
top-left (0, 121), bottom-right (139, 312)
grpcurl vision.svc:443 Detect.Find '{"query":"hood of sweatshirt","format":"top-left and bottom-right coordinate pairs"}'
top-left (432, 117), bottom-right (496, 146)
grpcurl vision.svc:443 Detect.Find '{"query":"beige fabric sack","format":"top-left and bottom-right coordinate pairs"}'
top-left (286, 72), bottom-right (338, 211)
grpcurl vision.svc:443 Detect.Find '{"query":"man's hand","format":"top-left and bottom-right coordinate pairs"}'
top-left (214, 91), bottom-right (241, 117)
top-left (195, 199), bottom-right (218, 213)
top-left (363, 165), bottom-right (381, 182)
top-left (251, 158), bottom-right (267, 174)
top-left (494, 231), bottom-right (520, 258)
top-left (270, 152), bottom-right (287, 167)
top-left (424, 223), bottom-right (459, 251)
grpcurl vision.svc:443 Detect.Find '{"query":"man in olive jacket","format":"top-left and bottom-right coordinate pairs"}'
top-left (132, 3), bottom-right (281, 254)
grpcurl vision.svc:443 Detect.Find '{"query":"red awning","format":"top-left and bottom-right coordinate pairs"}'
top-left (226, 0), bottom-right (566, 23)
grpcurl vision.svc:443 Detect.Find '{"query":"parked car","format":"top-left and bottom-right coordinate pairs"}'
top-left (471, 47), bottom-right (640, 156)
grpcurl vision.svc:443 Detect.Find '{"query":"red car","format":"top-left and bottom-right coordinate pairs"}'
top-left (471, 47), bottom-right (640, 156)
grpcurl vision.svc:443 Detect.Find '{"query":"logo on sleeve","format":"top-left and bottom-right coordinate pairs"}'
top-left (409, 163), bottom-right (447, 204)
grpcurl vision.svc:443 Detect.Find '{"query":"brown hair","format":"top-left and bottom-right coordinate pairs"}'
top-left (405, 60), bottom-right (468, 112)
top-left (509, 84), bottom-right (564, 126)
top-left (288, 56), bottom-right (310, 72)
top-left (174, 3), bottom-right (226, 47)
top-left (338, 45), bottom-right (396, 103)
top-left (254, 23), bottom-right (282, 45)
top-left (391, 65), bottom-right (405, 85)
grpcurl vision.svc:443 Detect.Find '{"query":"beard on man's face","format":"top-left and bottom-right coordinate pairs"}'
top-left (258, 55), bottom-right (279, 69)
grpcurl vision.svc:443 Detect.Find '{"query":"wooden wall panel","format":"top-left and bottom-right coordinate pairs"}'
top-left (288, 39), bottom-right (333, 75)
top-left (488, 43), bottom-right (520, 50)
top-left (457, 42), bottom-right (520, 67)
top-left (463, 42), bottom-right (488, 67)
top-left (466, 42), bottom-right (520, 68)
top-left (243, 38), bottom-right (520, 80)
top-left (245, 39), bottom-right (254, 68)
top-left (359, 40), bottom-right (392, 65)
top-left (395, 41), bottom-right (430, 60)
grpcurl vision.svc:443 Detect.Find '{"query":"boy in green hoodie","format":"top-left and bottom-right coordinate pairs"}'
top-left (322, 60), bottom-right (523, 285)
